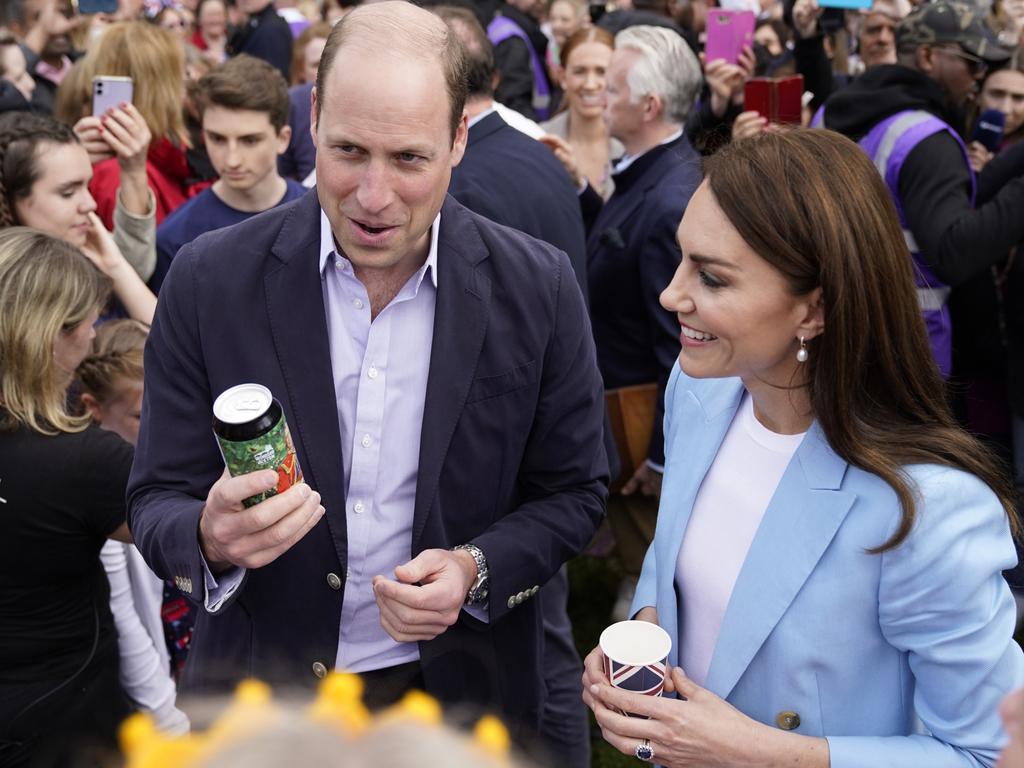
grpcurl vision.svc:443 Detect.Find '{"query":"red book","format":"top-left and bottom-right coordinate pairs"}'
top-left (743, 75), bottom-right (804, 125)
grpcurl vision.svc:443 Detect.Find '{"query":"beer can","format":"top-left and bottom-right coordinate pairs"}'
top-left (212, 383), bottom-right (303, 508)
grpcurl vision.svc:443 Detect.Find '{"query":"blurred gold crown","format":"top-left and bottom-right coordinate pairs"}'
top-left (119, 674), bottom-right (512, 767)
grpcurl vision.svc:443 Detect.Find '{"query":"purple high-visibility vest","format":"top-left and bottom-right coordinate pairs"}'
top-left (833, 109), bottom-right (976, 378)
top-left (487, 15), bottom-right (552, 120)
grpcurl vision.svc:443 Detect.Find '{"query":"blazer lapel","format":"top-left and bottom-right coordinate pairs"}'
top-left (412, 198), bottom-right (491, 548)
top-left (703, 424), bottom-right (855, 699)
top-left (264, 192), bottom-right (348, 566)
top-left (660, 378), bottom-right (744, 668)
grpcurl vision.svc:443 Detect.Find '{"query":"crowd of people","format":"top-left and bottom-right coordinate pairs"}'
top-left (0, 0), bottom-right (1023, 765)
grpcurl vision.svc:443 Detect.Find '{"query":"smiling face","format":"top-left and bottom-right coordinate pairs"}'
top-left (659, 182), bottom-right (822, 387)
top-left (562, 40), bottom-right (612, 120)
top-left (13, 142), bottom-right (96, 248)
top-left (198, 0), bottom-right (227, 39)
top-left (311, 45), bottom-right (466, 282)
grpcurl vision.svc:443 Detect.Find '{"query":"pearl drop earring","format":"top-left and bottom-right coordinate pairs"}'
top-left (796, 336), bottom-right (808, 363)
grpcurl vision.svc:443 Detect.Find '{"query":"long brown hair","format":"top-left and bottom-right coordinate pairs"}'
top-left (704, 129), bottom-right (1018, 551)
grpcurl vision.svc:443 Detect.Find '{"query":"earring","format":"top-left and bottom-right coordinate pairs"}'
top-left (796, 336), bottom-right (808, 363)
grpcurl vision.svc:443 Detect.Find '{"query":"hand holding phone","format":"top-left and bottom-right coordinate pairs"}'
top-left (705, 9), bottom-right (756, 65)
top-left (92, 75), bottom-right (133, 118)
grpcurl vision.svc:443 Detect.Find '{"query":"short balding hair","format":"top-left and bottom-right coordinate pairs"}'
top-left (314, 1), bottom-right (469, 142)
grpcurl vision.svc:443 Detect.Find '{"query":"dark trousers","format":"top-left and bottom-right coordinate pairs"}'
top-left (538, 565), bottom-right (590, 768)
top-left (359, 661), bottom-right (425, 711)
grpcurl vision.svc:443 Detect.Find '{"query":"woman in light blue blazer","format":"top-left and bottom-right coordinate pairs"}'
top-left (582, 129), bottom-right (1024, 768)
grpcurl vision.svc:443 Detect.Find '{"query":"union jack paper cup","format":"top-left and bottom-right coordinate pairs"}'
top-left (599, 620), bottom-right (672, 717)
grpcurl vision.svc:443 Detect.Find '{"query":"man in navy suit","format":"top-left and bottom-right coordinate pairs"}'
top-left (440, 8), bottom-right (594, 766)
top-left (579, 26), bottom-right (703, 618)
top-left (127, 0), bottom-right (607, 734)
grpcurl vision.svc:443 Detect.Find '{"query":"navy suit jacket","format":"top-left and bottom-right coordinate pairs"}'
top-left (228, 4), bottom-right (293, 80)
top-left (449, 109), bottom-right (618, 482)
top-left (582, 134), bottom-right (701, 465)
top-left (279, 83), bottom-right (315, 182)
top-left (127, 190), bottom-right (608, 728)
top-left (450, 111), bottom-right (588, 300)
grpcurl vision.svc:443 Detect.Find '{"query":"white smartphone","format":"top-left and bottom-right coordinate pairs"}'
top-left (91, 75), bottom-right (133, 117)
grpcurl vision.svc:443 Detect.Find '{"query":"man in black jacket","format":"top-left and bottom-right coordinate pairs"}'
top-left (488, 0), bottom-right (554, 120)
top-left (819, 1), bottom-right (1024, 376)
top-left (228, 0), bottom-right (293, 80)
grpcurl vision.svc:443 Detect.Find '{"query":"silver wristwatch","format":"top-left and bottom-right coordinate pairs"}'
top-left (453, 543), bottom-right (489, 604)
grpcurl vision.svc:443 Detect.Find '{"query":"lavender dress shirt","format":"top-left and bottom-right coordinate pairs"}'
top-left (317, 210), bottom-right (437, 672)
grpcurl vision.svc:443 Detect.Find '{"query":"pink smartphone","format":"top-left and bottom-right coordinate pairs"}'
top-left (704, 10), bottom-right (755, 65)
top-left (91, 75), bottom-right (133, 117)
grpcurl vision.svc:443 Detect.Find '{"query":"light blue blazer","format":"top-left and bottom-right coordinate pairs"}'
top-left (632, 367), bottom-right (1024, 768)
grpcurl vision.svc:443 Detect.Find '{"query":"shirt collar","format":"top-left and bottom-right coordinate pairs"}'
top-left (318, 209), bottom-right (440, 289)
top-left (467, 105), bottom-right (497, 130)
top-left (613, 127), bottom-right (684, 175)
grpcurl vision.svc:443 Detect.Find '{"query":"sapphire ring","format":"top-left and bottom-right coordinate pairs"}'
top-left (635, 739), bottom-right (655, 761)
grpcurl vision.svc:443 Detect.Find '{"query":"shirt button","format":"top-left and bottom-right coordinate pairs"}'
top-left (326, 572), bottom-right (342, 590)
top-left (353, 500), bottom-right (364, 514)
top-left (367, 366), bottom-right (378, 379)
top-left (346, 567), bottom-right (352, 578)
top-left (361, 434), bottom-right (372, 448)
top-left (335, 259), bottom-right (343, 269)
top-left (353, 298), bottom-right (364, 309)
top-left (312, 661), bottom-right (328, 678)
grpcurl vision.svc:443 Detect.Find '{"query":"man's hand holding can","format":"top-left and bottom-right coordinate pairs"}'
top-left (199, 468), bottom-right (324, 573)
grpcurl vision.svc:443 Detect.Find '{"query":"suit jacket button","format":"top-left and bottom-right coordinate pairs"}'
top-left (507, 596), bottom-right (516, 609)
top-left (776, 711), bottom-right (800, 730)
top-left (326, 572), bottom-right (342, 590)
top-left (312, 661), bottom-right (328, 679)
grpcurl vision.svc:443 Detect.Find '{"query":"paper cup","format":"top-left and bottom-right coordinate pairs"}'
top-left (599, 620), bottom-right (672, 717)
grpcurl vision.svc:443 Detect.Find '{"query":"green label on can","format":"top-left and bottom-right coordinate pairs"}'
top-left (216, 416), bottom-right (303, 508)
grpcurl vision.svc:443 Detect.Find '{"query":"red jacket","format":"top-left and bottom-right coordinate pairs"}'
top-left (90, 138), bottom-right (210, 229)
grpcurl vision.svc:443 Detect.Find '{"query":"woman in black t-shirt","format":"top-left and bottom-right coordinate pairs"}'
top-left (0, 228), bottom-right (135, 767)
